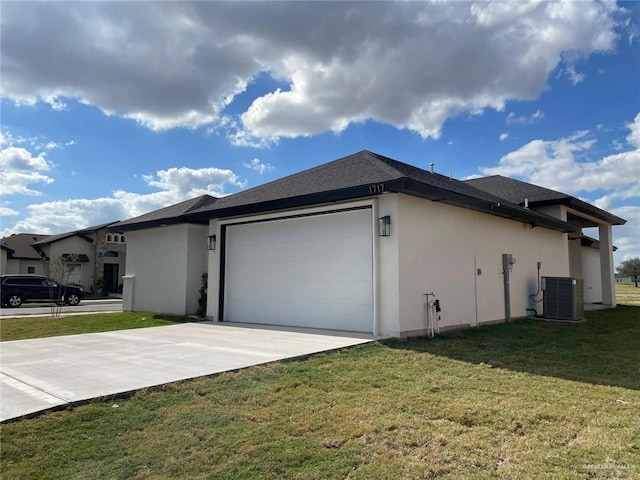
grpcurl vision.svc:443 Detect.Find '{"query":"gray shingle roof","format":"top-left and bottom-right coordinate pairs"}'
top-left (115, 151), bottom-right (587, 233)
top-left (190, 150), bottom-right (511, 214)
top-left (186, 150), bottom-right (574, 232)
top-left (115, 195), bottom-right (218, 231)
top-left (0, 234), bottom-right (48, 260)
top-left (464, 175), bottom-right (570, 204)
top-left (464, 175), bottom-right (626, 226)
top-left (31, 221), bottom-right (122, 246)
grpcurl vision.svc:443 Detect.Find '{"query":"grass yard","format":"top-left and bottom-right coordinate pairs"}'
top-left (617, 283), bottom-right (640, 306)
top-left (0, 312), bottom-right (191, 342)
top-left (2, 306), bottom-right (639, 479)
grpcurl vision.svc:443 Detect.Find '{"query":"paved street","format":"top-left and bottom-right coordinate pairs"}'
top-left (0, 299), bottom-right (122, 319)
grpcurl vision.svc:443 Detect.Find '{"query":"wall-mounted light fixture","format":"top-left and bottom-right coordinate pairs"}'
top-left (207, 234), bottom-right (217, 251)
top-left (378, 216), bottom-right (391, 237)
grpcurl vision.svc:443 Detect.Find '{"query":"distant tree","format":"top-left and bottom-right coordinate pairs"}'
top-left (42, 254), bottom-right (78, 317)
top-left (617, 257), bottom-right (640, 288)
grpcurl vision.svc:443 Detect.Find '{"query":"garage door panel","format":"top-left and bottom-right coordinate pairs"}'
top-left (228, 212), bottom-right (366, 244)
top-left (227, 300), bottom-right (372, 332)
top-left (228, 258), bottom-right (373, 283)
top-left (228, 236), bottom-right (371, 264)
top-left (224, 209), bottom-right (373, 332)
top-left (226, 280), bottom-right (372, 305)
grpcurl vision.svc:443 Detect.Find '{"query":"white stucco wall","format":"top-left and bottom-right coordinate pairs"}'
top-left (582, 246), bottom-right (603, 303)
top-left (391, 194), bottom-right (570, 336)
top-left (185, 224), bottom-right (209, 314)
top-left (376, 194), bottom-right (401, 335)
top-left (125, 224), bottom-right (207, 315)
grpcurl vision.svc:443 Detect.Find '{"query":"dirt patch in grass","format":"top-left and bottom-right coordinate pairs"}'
top-left (2, 307), bottom-right (639, 479)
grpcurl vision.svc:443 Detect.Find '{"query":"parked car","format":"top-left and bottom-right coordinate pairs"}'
top-left (0, 274), bottom-right (84, 308)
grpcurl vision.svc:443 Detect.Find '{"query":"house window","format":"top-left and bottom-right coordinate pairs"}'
top-left (66, 263), bottom-right (82, 285)
top-left (104, 251), bottom-right (119, 258)
top-left (106, 233), bottom-right (125, 244)
top-left (27, 266), bottom-right (36, 274)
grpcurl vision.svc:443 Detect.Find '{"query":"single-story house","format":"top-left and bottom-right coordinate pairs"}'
top-left (0, 222), bottom-right (127, 293)
top-left (115, 151), bottom-right (625, 337)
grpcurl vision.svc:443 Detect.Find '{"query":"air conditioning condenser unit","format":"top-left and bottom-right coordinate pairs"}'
top-left (542, 277), bottom-right (584, 321)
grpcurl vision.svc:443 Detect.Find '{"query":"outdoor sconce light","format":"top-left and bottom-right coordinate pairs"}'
top-left (207, 235), bottom-right (217, 251)
top-left (378, 216), bottom-right (391, 237)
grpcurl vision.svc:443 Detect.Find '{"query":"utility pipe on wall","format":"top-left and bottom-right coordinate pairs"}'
top-left (502, 254), bottom-right (515, 322)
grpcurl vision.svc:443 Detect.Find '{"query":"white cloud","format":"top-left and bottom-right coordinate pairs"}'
top-left (142, 166), bottom-right (246, 196)
top-left (0, 129), bottom-right (75, 152)
top-left (499, 133), bottom-right (509, 141)
top-left (0, 165), bottom-right (246, 236)
top-left (0, 1), bottom-right (625, 142)
top-left (242, 158), bottom-right (274, 175)
top-left (0, 146), bottom-right (54, 195)
top-left (506, 110), bottom-right (545, 125)
top-left (0, 206), bottom-right (20, 217)
top-left (626, 112), bottom-right (640, 148)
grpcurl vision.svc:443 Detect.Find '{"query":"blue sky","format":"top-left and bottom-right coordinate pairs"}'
top-left (1, 1), bottom-right (638, 266)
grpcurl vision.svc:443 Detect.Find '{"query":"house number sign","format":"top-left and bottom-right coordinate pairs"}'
top-left (368, 183), bottom-right (385, 194)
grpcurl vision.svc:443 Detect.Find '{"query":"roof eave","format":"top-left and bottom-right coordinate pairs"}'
top-left (402, 179), bottom-right (576, 233)
top-left (186, 178), bottom-right (575, 234)
top-left (529, 198), bottom-right (626, 226)
top-left (116, 216), bottom-right (209, 232)
top-left (187, 183), bottom-right (397, 222)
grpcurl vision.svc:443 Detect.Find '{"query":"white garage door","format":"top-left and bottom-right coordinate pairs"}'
top-left (224, 208), bottom-right (373, 332)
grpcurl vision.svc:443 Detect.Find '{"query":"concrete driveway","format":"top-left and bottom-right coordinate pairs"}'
top-left (0, 322), bottom-right (376, 422)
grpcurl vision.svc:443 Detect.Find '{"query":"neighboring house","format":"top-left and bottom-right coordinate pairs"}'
top-left (115, 151), bottom-right (625, 337)
top-left (615, 275), bottom-right (634, 284)
top-left (0, 223), bottom-right (127, 292)
top-left (0, 234), bottom-right (49, 275)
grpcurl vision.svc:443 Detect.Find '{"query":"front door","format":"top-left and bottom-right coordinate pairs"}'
top-left (103, 264), bottom-right (119, 292)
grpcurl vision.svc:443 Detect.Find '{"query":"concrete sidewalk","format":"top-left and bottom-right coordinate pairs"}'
top-left (0, 322), bottom-right (377, 422)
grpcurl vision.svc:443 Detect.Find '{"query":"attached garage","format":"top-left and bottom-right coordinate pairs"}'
top-left (222, 208), bottom-right (374, 332)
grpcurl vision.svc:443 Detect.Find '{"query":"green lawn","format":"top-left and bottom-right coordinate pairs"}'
top-left (2, 306), bottom-right (639, 479)
top-left (617, 283), bottom-right (640, 306)
top-left (0, 312), bottom-right (191, 342)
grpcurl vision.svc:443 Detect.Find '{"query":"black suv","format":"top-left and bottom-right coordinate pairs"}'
top-left (1, 275), bottom-right (84, 308)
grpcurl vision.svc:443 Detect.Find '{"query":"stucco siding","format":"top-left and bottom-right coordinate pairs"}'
top-left (376, 194), bottom-right (401, 336)
top-left (185, 224), bottom-right (208, 315)
top-left (125, 225), bottom-right (193, 315)
top-left (396, 195), bottom-right (476, 334)
top-left (394, 194), bottom-right (569, 335)
top-left (472, 209), bottom-right (569, 322)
